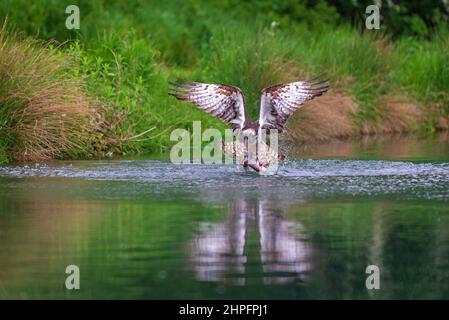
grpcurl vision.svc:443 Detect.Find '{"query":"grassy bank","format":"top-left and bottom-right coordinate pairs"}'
top-left (0, 25), bottom-right (111, 163)
top-left (0, 0), bottom-right (448, 162)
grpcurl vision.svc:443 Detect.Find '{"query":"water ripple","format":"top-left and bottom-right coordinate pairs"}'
top-left (1, 159), bottom-right (449, 201)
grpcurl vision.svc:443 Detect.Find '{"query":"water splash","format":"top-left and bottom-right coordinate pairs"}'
top-left (1, 159), bottom-right (449, 201)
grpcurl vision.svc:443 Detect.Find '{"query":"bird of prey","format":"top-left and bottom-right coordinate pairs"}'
top-left (169, 76), bottom-right (329, 172)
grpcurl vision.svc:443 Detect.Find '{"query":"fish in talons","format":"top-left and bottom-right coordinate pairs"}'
top-left (221, 136), bottom-right (280, 173)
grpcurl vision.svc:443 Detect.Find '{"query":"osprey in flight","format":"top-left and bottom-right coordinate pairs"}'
top-left (169, 75), bottom-right (329, 172)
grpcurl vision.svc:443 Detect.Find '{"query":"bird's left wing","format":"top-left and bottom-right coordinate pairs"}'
top-left (258, 76), bottom-right (329, 132)
top-left (169, 81), bottom-right (246, 131)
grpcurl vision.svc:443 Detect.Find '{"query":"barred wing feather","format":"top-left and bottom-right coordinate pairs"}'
top-left (169, 81), bottom-right (246, 131)
top-left (259, 76), bottom-right (329, 132)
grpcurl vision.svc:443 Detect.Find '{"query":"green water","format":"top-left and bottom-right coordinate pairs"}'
top-left (0, 136), bottom-right (449, 299)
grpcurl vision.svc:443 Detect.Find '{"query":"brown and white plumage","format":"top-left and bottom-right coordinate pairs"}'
top-left (168, 81), bottom-right (246, 132)
top-left (259, 77), bottom-right (329, 132)
top-left (169, 76), bottom-right (329, 171)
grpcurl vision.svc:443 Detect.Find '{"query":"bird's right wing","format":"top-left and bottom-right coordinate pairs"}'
top-left (169, 80), bottom-right (246, 131)
top-left (258, 76), bottom-right (329, 132)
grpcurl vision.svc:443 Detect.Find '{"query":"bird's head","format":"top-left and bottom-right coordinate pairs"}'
top-left (242, 122), bottom-right (259, 136)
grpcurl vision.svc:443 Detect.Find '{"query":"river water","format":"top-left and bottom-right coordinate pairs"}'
top-left (0, 136), bottom-right (448, 299)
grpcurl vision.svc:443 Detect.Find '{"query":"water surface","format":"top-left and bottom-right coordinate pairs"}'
top-left (0, 136), bottom-right (449, 299)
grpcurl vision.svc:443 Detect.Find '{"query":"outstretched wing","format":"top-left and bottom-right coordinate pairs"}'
top-left (169, 81), bottom-right (246, 131)
top-left (259, 76), bottom-right (329, 132)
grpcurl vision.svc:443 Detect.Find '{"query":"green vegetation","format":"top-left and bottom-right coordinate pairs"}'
top-left (0, 0), bottom-right (448, 162)
top-left (0, 25), bottom-right (108, 163)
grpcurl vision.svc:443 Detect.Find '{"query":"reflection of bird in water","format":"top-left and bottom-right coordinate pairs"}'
top-left (188, 198), bottom-right (313, 285)
top-left (189, 206), bottom-right (247, 286)
top-left (257, 201), bottom-right (312, 285)
top-left (169, 76), bottom-right (329, 172)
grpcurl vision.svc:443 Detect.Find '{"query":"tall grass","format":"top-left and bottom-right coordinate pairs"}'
top-left (394, 28), bottom-right (449, 112)
top-left (198, 24), bottom-right (304, 119)
top-left (66, 28), bottom-right (224, 153)
top-left (295, 28), bottom-right (395, 122)
top-left (0, 25), bottom-right (107, 162)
